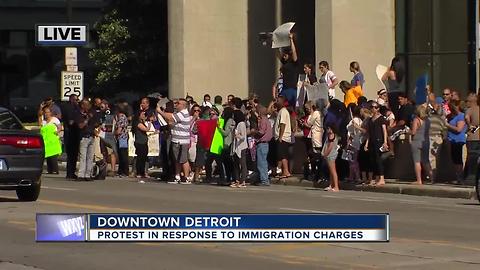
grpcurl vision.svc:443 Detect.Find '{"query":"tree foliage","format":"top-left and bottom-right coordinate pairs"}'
top-left (89, 9), bottom-right (131, 86)
top-left (88, 0), bottom-right (168, 96)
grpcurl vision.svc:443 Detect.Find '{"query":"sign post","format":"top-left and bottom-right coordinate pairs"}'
top-left (36, 24), bottom-right (87, 100)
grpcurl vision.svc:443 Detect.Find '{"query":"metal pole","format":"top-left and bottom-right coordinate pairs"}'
top-left (275, 0), bottom-right (282, 80)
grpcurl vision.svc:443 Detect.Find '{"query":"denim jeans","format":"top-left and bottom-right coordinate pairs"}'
top-left (78, 137), bottom-right (94, 178)
top-left (256, 142), bottom-right (269, 183)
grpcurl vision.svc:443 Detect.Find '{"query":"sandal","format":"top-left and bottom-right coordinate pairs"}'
top-left (230, 181), bottom-right (239, 188)
top-left (324, 186), bottom-right (333, 191)
top-left (237, 183), bottom-right (247, 188)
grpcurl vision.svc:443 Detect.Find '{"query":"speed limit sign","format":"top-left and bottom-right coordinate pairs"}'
top-left (61, 71), bottom-right (83, 101)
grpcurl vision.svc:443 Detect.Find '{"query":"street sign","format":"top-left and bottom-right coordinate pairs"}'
top-left (36, 24), bottom-right (88, 46)
top-left (66, 65), bottom-right (78, 72)
top-left (61, 71), bottom-right (83, 101)
top-left (65, 47), bottom-right (78, 66)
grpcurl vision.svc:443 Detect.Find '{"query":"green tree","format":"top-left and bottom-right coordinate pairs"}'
top-left (88, 9), bottom-right (131, 88)
top-left (89, 0), bottom-right (168, 97)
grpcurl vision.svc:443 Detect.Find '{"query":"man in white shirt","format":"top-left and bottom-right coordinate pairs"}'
top-left (158, 98), bottom-right (193, 183)
top-left (274, 96), bottom-right (292, 177)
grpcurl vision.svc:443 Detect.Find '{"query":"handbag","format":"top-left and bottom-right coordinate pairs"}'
top-left (118, 137), bottom-right (128, 149)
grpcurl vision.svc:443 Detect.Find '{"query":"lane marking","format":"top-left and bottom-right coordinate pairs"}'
top-left (0, 195), bottom-right (149, 212)
top-left (42, 186), bottom-right (77, 191)
top-left (279, 207), bottom-right (331, 213)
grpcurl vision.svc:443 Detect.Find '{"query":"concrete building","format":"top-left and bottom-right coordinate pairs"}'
top-left (168, 0), bottom-right (478, 103)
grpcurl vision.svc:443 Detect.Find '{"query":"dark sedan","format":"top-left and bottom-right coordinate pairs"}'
top-left (0, 107), bottom-right (44, 201)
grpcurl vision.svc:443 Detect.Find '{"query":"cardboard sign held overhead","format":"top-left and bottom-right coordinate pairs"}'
top-left (272, 22), bottom-right (295, 48)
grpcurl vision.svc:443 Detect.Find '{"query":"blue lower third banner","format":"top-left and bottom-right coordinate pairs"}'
top-left (37, 214), bottom-right (389, 242)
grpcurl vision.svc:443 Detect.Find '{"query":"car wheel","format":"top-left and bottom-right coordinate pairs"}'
top-left (16, 180), bottom-right (41, 201)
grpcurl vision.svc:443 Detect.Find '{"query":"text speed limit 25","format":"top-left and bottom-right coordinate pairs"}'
top-left (61, 71), bottom-right (83, 101)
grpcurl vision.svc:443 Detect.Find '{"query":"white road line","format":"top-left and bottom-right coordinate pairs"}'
top-left (41, 186), bottom-right (77, 191)
top-left (350, 198), bottom-right (381, 202)
top-left (279, 207), bottom-right (332, 214)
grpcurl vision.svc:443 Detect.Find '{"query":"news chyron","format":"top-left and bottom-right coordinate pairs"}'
top-left (36, 213), bottom-right (389, 242)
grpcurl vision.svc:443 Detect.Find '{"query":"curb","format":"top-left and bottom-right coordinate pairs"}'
top-left (45, 163), bottom-right (476, 200)
top-left (274, 177), bottom-right (476, 200)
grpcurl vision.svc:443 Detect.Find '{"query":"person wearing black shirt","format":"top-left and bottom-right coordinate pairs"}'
top-left (62, 94), bottom-right (81, 179)
top-left (278, 33), bottom-right (299, 107)
top-left (77, 99), bottom-right (99, 181)
top-left (396, 93), bottom-right (415, 128)
top-left (365, 102), bottom-right (389, 186)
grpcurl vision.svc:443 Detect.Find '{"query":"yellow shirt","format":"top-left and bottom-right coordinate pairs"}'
top-left (344, 85), bottom-right (363, 107)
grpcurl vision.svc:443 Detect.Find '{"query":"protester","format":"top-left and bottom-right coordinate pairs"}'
top-left (446, 101), bottom-right (468, 183)
top-left (255, 106), bottom-right (273, 186)
top-left (213, 95), bottom-right (224, 116)
top-left (219, 107), bottom-right (235, 185)
top-left (339, 81), bottom-right (363, 107)
top-left (299, 101), bottom-right (313, 179)
top-left (349, 61), bottom-right (365, 89)
top-left (427, 92), bottom-right (447, 183)
top-left (274, 96), bottom-right (293, 179)
top-left (318, 61), bottom-right (339, 99)
top-left (365, 101), bottom-right (388, 186)
top-left (376, 89), bottom-right (388, 108)
top-left (133, 98), bottom-right (152, 182)
top-left (63, 94), bottom-right (81, 179)
top-left (231, 110), bottom-right (248, 188)
top-left (382, 56), bottom-right (404, 116)
top-left (114, 106), bottom-right (129, 177)
top-left (38, 106), bottom-right (62, 174)
top-left (159, 98), bottom-right (192, 184)
top-left (277, 33), bottom-right (299, 106)
top-left (77, 99), bottom-right (98, 181)
top-left (410, 104), bottom-right (428, 185)
top-left (307, 99), bottom-right (326, 182)
top-left (322, 124), bottom-right (340, 192)
top-left (359, 107), bottom-right (373, 184)
top-left (465, 93), bottom-right (479, 180)
top-left (202, 94), bottom-right (212, 108)
top-left (346, 105), bottom-right (363, 182)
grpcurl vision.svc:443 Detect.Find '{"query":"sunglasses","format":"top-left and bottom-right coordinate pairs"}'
top-left (443, 93), bottom-right (450, 96)
top-left (193, 109), bottom-right (201, 112)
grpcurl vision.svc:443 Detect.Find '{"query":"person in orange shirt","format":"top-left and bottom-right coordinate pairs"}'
top-left (340, 81), bottom-right (363, 107)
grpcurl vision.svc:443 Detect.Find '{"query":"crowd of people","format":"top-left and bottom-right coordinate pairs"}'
top-left (36, 40), bottom-right (479, 191)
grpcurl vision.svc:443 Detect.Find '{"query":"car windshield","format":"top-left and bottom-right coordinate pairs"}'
top-left (0, 110), bottom-right (23, 130)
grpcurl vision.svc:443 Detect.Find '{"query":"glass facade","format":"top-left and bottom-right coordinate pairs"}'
top-left (396, 0), bottom-right (476, 97)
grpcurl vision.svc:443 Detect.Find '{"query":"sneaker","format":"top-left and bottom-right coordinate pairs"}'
top-left (181, 180), bottom-right (192, 185)
top-left (138, 180), bottom-right (146, 184)
top-left (175, 174), bottom-right (181, 181)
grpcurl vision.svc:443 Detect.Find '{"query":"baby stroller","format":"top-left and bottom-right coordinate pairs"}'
top-left (92, 136), bottom-right (109, 180)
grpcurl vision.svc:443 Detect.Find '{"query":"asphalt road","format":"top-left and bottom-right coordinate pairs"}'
top-left (0, 174), bottom-right (479, 270)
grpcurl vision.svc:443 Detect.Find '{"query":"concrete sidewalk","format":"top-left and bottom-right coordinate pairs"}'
top-left (46, 162), bottom-right (477, 200)
top-left (274, 176), bottom-right (477, 200)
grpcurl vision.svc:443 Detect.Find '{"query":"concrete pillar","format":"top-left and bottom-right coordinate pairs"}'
top-left (315, 0), bottom-right (396, 99)
top-left (168, 0), bottom-right (249, 102)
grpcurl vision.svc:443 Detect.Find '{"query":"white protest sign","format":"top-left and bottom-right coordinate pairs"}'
top-left (376, 64), bottom-right (388, 90)
top-left (272, 22), bottom-right (295, 48)
top-left (306, 83), bottom-right (329, 103)
top-left (61, 71), bottom-right (83, 101)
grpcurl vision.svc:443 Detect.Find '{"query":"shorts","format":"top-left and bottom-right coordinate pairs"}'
top-left (172, 142), bottom-right (189, 164)
top-left (195, 145), bottom-right (207, 167)
top-left (450, 142), bottom-right (465, 165)
top-left (103, 137), bottom-right (118, 155)
top-left (410, 141), bottom-right (428, 164)
top-left (277, 141), bottom-right (291, 160)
